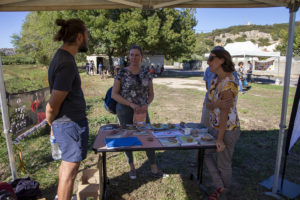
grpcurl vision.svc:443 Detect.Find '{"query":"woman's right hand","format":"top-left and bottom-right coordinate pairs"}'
top-left (216, 139), bottom-right (226, 152)
top-left (129, 102), bottom-right (139, 111)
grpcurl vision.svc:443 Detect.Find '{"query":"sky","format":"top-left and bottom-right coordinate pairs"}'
top-left (0, 7), bottom-right (299, 48)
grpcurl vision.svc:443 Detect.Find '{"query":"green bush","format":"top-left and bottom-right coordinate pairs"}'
top-left (226, 38), bottom-right (233, 43)
top-left (1, 55), bottom-right (36, 65)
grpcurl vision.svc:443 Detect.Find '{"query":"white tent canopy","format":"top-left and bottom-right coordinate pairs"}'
top-left (224, 41), bottom-right (281, 57)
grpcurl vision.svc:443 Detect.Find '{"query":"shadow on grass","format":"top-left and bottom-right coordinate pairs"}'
top-left (19, 128), bottom-right (300, 200)
top-left (104, 149), bottom-right (206, 200)
top-left (252, 77), bottom-right (276, 84)
top-left (100, 129), bottom-right (300, 200)
top-left (41, 184), bottom-right (58, 200)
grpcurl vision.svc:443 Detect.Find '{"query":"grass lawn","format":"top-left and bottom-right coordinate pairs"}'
top-left (0, 65), bottom-right (299, 200)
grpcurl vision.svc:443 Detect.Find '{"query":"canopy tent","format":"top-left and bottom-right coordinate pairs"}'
top-left (0, 0), bottom-right (299, 199)
top-left (0, 0), bottom-right (298, 10)
top-left (204, 41), bottom-right (280, 58)
top-left (224, 41), bottom-right (281, 57)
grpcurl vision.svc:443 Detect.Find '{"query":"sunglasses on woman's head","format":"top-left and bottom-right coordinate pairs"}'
top-left (208, 55), bottom-right (217, 62)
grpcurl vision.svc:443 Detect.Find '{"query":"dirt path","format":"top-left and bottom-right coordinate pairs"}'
top-left (153, 78), bottom-right (206, 91)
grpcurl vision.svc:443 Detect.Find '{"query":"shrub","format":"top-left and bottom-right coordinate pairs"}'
top-left (1, 55), bottom-right (35, 65)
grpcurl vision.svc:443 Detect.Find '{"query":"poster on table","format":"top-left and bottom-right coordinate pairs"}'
top-left (254, 60), bottom-right (275, 71)
top-left (7, 87), bottom-right (50, 138)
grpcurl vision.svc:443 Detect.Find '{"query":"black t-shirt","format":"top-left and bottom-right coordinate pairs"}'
top-left (48, 49), bottom-right (86, 123)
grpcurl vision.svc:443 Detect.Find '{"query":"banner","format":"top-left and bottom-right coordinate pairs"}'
top-left (286, 75), bottom-right (300, 152)
top-left (289, 101), bottom-right (300, 151)
top-left (254, 60), bottom-right (275, 71)
top-left (7, 88), bottom-right (50, 137)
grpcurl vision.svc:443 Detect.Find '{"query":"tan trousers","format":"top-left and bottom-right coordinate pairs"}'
top-left (204, 127), bottom-right (240, 189)
top-left (200, 101), bottom-right (210, 128)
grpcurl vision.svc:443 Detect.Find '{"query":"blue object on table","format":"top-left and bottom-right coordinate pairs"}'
top-left (105, 137), bottom-right (142, 149)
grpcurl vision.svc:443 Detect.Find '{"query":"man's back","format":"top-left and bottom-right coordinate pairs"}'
top-left (48, 49), bottom-right (86, 122)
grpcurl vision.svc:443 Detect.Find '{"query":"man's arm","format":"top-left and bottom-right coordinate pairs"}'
top-left (46, 89), bottom-right (68, 126)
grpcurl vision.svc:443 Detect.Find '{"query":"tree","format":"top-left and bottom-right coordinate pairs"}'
top-left (193, 33), bottom-right (214, 59)
top-left (276, 27), bottom-right (300, 56)
top-left (13, 9), bottom-right (197, 67)
top-left (258, 37), bottom-right (270, 47)
top-left (12, 12), bottom-right (61, 66)
top-left (84, 9), bottom-right (196, 67)
top-left (235, 37), bottom-right (246, 42)
top-left (215, 38), bottom-right (221, 43)
top-left (226, 38), bottom-right (233, 44)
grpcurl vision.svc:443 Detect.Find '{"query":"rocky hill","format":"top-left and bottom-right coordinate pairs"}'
top-left (214, 30), bottom-right (275, 46)
top-left (199, 22), bottom-right (300, 52)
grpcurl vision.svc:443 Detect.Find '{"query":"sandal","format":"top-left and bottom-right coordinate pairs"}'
top-left (208, 187), bottom-right (224, 200)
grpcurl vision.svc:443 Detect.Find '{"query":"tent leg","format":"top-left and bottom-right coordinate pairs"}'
top-left (275, 57), bottom-right (281, 85)
top-left (0, 56), bottom-right (17, 180)
top-left (270, 6), bottom-right (297, 197)
top-left (264, 192), bottom-right (282, 200)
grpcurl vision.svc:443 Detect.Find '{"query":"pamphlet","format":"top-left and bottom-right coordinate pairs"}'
top-left (199, 134), bottom-right (216, 146)
top-left (105, 137), bottom-right (142, 149)
top-left (152, 130), bottom-right (184, 138)
top-left (178, 135), bottom-right (198, 146)
top-left (159, 138), bottom-right (180, 147)
top-left (105, 130), bottom-right (127, 138)
top-left (132, 130), bottom-right (150, 136)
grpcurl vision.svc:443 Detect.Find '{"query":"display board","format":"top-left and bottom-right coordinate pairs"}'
top-left (7, 88), bottom-right (49, 137)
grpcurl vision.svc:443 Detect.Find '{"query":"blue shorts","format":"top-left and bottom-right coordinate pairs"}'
top-left (52, 118), bottom-right (89, 162)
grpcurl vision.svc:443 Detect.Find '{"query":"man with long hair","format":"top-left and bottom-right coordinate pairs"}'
top-left (46, 18), bottom-right (89, 200)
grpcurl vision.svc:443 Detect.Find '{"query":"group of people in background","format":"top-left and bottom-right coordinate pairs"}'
top-left (148, 64), bottom-right (164, 77)
top-left (237, 60), bottom-right (253, 93)
top-left (85, 60), bottom-right (107, 78)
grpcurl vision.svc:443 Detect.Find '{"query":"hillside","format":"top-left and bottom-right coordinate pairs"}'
top-left (210, 22), bottom-right (300, 37)
top-left (193, 21), bottom-right (300, 57)
top-left (203, 22), bottom-right (299, 44)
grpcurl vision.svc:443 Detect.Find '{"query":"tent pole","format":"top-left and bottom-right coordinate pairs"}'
top-left (275, 56), bottom-right (281, 85)
top-left (271, 7), bottom-right (296, 197)
top-left (0, 56), bottom-right (17, 180)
